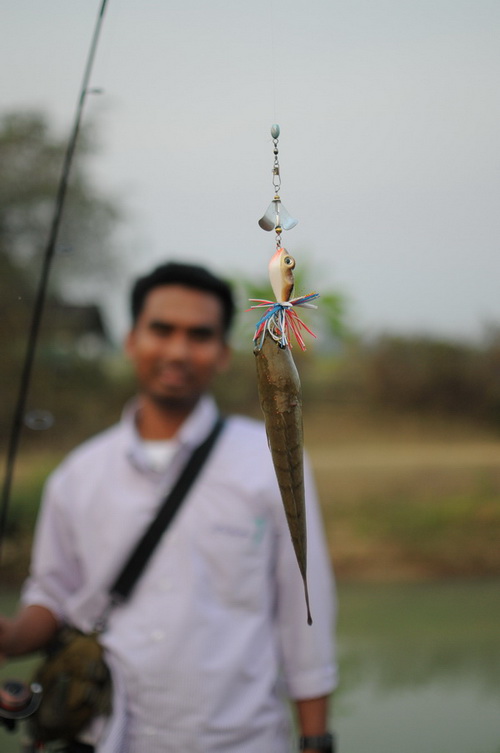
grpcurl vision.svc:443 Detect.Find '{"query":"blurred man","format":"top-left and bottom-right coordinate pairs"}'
top-left (0, 261), bottom-right (337, 753)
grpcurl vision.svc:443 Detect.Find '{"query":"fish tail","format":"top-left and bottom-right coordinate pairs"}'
top-left (304, 579), bottom-right (313, 625)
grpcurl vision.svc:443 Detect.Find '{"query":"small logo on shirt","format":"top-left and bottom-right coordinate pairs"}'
top-left (212, 517), bottom-right (267, 546)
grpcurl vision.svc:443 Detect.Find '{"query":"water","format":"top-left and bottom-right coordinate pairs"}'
top-left (333, 579), bottom-right (500, 753)
top-left (1, 580), bottom-right (499, 752)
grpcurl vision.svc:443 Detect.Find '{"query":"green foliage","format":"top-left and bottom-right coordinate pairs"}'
top-left (0, 110), bottom-right (120, 297)
top-left (3, 454), bottom-right (60, 536)
top-left (355, 332), bottom-right (500, 426)
top-left (0, 109), bottom-right (122, 446)
top-left (1, 353), bottom-right (135, 452)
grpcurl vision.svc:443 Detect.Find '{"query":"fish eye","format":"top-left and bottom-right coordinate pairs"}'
top-left (283, 255), bottom-right (295, 268)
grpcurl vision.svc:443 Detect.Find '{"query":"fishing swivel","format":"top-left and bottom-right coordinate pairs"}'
top-left (251, 124), bottom-right (318, 353)
top-left (271, 123), bottom-right (281, 194)
top-left (258, 124), bottom-right (298, 247)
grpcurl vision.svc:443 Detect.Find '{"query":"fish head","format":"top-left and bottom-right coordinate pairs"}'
top-left (269, 247), bottom-right (296, 302)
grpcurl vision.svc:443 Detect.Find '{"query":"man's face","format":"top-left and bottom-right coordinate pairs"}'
top-left (125, 284), bottom-right (230, 412)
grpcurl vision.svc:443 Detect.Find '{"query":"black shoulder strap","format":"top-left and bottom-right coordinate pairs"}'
top-left (108, 416), bottom-right (225, 606)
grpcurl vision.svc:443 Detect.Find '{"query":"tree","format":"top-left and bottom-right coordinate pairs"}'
top-left (0, 110), bottom-right (122, 447)
top-left (0, 110), bottom-right (120, 304)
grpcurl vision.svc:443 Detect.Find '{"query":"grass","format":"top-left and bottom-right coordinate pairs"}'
top-left (328, 487), bottom-right (500, 578)
top-left (305, 405), bottom-right (500, 581)
top-left (3, 452), bottom-right (63, 534)
top-left (2, 405), bottom-right (500, 584)
top-left (0, 451), bottom-right (63, 584)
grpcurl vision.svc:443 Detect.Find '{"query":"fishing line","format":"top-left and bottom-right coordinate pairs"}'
top-left (0, 0), bottom-right (110, 560)
top-left (268, 0), bottom-right (279, 125)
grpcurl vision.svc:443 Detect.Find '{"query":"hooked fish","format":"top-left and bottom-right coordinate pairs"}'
top-left (253, 248), bottom-right (312, 625)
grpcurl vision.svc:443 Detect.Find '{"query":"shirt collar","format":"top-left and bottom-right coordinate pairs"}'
top-left (122, 395), bottom-right (219, 475)
top-left (174, 394), bottom-right (219, 450)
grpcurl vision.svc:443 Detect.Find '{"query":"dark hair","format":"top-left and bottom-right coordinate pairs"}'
top-left (130, 261), bottom-right (235, 335)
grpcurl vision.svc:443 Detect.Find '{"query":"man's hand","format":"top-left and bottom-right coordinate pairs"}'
top-left (296, 695), bottom-right (333, 752)
top-left (0, 606), bottom-right (59, 660)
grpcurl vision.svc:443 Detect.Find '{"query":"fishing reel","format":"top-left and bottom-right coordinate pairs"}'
top-left (0, 679), bottom-right (42, 731)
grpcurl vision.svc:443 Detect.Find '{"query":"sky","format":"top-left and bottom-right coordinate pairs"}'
top-left (3, 0), bottom-right (500, 342)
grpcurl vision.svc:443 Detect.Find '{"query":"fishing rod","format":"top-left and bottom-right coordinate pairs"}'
top-left (0, 0), bottom-right (110, 563)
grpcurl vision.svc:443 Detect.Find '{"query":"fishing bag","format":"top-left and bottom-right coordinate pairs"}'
top-left (29, 417), bottom-right (225, 745)
top-left (30, 626), bottom-right (111, 743)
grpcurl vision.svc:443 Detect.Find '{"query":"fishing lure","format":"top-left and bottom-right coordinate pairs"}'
top-left (252, 125), bottom-right (318, 625)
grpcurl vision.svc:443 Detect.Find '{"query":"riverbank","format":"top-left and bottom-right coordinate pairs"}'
top-left (2, 406), bottom-right (500, 585)
top-left (307, 406), bottom-right (500, 581)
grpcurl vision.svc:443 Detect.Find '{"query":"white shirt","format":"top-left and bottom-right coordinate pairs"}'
top-left (22, 396), bottom-right (337, 753)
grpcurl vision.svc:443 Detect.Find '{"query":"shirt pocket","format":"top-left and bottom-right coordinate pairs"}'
top-left (194, 513), bottom-right (271, 612)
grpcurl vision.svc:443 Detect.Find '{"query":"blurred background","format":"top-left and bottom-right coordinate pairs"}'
top-left (1, 1), bottom-right (500, 751)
